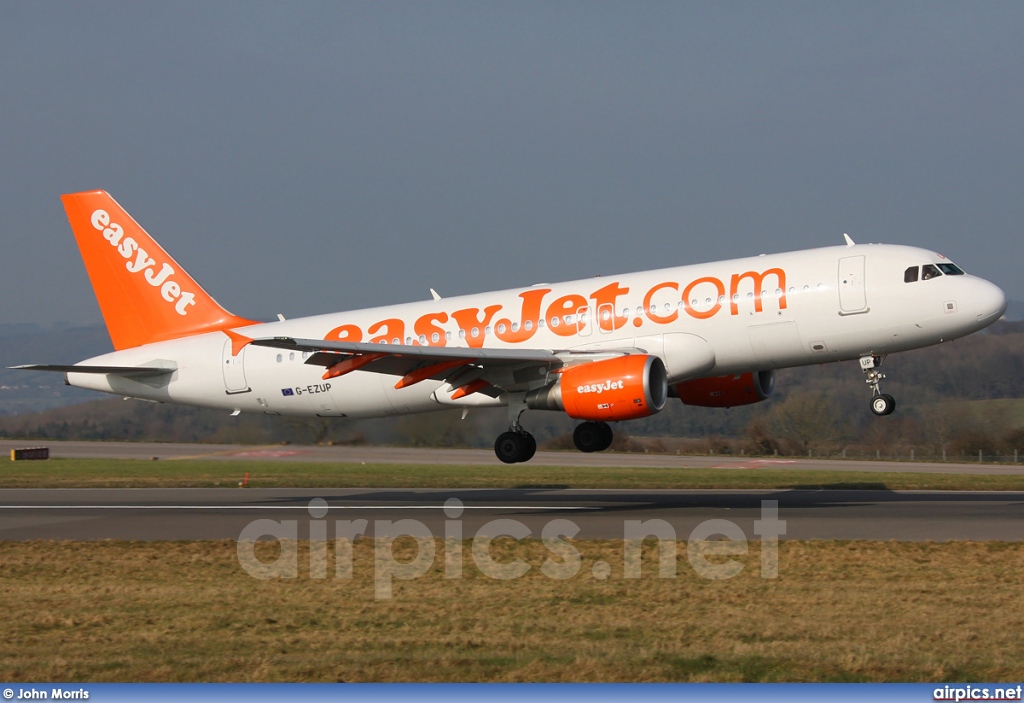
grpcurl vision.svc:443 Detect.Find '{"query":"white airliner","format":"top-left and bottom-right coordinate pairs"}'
top-left (14, 191), bottom-right (1008, 463)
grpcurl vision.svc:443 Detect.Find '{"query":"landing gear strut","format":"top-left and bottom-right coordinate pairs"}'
top-left (494, 399), bottom-right (537, 464)
top-left (861, 355), bottom-right (896, 416)
top-left (573, 421), bottom-right (613, 453)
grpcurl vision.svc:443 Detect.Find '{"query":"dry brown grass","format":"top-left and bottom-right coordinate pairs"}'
top-left (2, 539), bottom-right (1023, 682)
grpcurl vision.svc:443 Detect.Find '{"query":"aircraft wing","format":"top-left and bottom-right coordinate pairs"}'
top-left (249, 336), bottom-right (627, 397)
top-left (251, 337), bottom-right (567, 361)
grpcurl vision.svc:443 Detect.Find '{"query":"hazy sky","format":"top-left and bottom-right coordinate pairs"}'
top-left (2, 2), bottom-right (1022, 328)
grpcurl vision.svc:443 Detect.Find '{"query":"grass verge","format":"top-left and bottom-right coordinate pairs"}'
top-left (1, 457), bottom-right (1024, 490)
top-left (1, 539), bottom-right (1022, 681)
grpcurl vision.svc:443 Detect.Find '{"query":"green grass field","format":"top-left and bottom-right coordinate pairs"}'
top-left (2, 456), bottom-right (1024, 489)
top-left (1, 539), bottom-right (1022, 682)
top-left (1, 456), bottom-right (1023, 490)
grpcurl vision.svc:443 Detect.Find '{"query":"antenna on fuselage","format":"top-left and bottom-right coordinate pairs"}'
top-left (843, 233), bottom-right (856, 247)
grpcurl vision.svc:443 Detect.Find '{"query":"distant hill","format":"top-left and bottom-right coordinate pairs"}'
top-left (0, 324), bottom-right (113, 416)
top-left (1005, 300), bottom-right (1024, 321)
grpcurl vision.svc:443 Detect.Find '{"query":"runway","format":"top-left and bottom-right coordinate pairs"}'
top-left (2, 439), bottom-right (1023, 474)
top-left (1, 487), bottom-right (1022, 541)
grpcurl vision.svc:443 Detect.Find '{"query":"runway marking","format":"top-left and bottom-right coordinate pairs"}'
top-left (713, 459), bottom-right (797, 469)
top-left (163, 444), bottom-right (309, 460)
top-left (0, 505), bottom-right (591, 511)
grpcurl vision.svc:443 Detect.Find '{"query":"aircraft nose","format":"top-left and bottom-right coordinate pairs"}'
top-left (971, 279), bottom-right (1008, 322)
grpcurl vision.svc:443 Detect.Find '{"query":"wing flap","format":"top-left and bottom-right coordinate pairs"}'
top-left (251, 337), bottom-right (563, 363)
top-left (250, 337), bottom-right (638, 394)
top-left (252, 336), bottom-right (631, 393)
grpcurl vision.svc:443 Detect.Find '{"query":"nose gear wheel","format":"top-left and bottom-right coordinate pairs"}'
top-left (861, 355), bottom-right (896, 416)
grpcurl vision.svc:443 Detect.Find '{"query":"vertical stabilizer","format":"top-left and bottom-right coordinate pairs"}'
top-left (61, 190), bottom-right (256, 350)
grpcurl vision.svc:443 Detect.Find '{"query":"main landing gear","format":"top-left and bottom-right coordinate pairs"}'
top-left (494, 401), bottom-right (536, 464)
top-left (861, 355), bottom-right (896, 416)
top-left (494, 421), bottom-right (614, 462)
top-left (573, 421), bottom-right (613, 453)
top-left (492, 397), bottom-right (615, 462)
top-left (494, 429), bottom-right (536, 464)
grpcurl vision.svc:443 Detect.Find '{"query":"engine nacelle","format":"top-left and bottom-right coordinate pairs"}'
top-left (674, 370), bottom-right (775, 408)
top-left (527, 354), bottom-right (668, 421)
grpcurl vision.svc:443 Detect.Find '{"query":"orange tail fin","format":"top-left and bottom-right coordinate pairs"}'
top-left (61, 190), bottom-right (256, 350)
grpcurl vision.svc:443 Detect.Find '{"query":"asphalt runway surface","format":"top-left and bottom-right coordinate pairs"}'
top-left (3, 441), bottom-right (1022, 542)
top-left (1, 487), bottom-right (1022, 541)
top-left (3, 439), bottom-right (1023, 474)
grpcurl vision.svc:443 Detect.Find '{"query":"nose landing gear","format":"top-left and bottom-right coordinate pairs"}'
top-left (861, 355), bottom-right (896, 416)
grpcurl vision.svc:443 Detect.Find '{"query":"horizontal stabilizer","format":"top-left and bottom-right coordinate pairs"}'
top-left (10, 364), bottom-right (175, 378)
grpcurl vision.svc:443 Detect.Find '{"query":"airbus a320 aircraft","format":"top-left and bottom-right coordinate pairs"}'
top-left (14, 191), bottom-right (1008, 463)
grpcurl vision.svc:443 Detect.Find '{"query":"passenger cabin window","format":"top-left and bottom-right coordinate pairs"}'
top-left (937, 263), bottom-right (965, 275)
top-left (921, 264), bottom-right (942, 281)
top-left (904, 266), bottom-right (919, 283)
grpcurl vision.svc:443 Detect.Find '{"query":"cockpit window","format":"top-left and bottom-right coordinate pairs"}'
top-left (904, 266), bottom-right (919, 283)
top-left (921, 264), bottom-right (942, 280)
top-left (937, 263), bottom-right (965, 276)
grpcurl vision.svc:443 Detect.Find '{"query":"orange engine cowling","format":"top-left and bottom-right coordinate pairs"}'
top-left (527, 355), bottom-right (668, 421)
top-left (674, 370), bottom-right (775, 408)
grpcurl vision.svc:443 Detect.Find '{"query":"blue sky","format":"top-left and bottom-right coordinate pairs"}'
top-left (2, 2), bottom-right (1021, 326)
